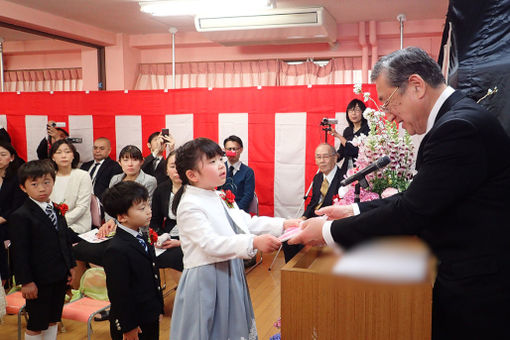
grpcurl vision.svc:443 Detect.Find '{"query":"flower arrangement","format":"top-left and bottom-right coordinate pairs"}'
top-left (335, 84), bottom-right (415, 204)
top-left (147, 228), bottom-right (158, 245)
top-left (53, 202), bottom-right (69, 216)
top-left (220, 190), bottom-right (236, 208)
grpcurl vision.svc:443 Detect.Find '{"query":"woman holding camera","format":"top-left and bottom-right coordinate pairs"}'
top-left (329, 99), bottom-right (370, 178)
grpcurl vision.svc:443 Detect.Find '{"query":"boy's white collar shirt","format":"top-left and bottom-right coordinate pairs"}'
top-left (30, 197), bottom-right (54, 213)
top-left (116, 222), bottom-right (140, 238)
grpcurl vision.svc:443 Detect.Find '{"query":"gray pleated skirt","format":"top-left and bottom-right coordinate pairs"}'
top-left (170, 258), bottom-right (258, 340)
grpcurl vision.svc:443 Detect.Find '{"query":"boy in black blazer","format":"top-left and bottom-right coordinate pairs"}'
top-left (9, 160), bottom-right (76, 340)
top-left (102, 181), bottom-right (164, 340)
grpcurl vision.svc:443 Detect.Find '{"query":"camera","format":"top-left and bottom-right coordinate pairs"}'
top-left (321, 118), bottom-right (338, 125)
top-left (50, 122), bottom-right (66, 128)
top-left (225, 150), bottom-right (236, 157)
top-left (66, 137), bottom-right (83, 144)
top-left (161, 128), bottom-right (169, 137)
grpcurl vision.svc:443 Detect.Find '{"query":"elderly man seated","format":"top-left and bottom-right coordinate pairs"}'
top-left (282, 143), bottom-right (342, 262)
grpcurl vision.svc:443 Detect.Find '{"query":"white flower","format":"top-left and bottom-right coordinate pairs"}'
top-left (363, 92), bottom-right (371, 102)
top-left (353, 83), bottom-right (362, 94)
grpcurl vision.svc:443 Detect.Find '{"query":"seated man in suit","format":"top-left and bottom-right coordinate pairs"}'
top-left (141, 132), bottom-right (174, 184)
top-left (219, 135), bottom-right (255, 213)
top-left (282, 143), bottom-right (341, 262)
top-left (80, 137), bottom-right (122, 202)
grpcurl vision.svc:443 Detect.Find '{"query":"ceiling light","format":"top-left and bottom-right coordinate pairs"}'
top-left (139, 0), bottom-right (276, 17)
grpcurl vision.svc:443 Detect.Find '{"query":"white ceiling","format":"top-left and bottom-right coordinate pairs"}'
top-left (0, 0), bottom-right (448, 41)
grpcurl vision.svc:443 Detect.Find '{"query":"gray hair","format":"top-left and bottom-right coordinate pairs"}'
top-left (371, 47), bottom-right (445, 91)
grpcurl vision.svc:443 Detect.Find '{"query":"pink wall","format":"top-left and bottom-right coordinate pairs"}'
top-left (2, 12), bottom-right (444, 91)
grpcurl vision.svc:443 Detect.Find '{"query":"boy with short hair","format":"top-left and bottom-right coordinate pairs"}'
top-left (102, 181), bottom-right (163, 340)
top-left (9, 159), bottom-right (76, 340)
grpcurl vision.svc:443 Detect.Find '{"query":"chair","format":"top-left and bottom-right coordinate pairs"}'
top-left (245, 193), bottom-right (263, 274)
top-left (61, 268), bottom-right (110, 340)
top-left (90, 194), bottom-right (102, 228)
top-left (5, 291), bottom-right (26, 340)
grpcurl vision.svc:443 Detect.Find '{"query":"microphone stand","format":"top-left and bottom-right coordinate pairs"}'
top-left (354, 177), bottom-right (369, 203)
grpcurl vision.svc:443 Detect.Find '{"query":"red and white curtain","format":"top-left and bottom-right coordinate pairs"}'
top-left (135, 58), bottom-right (362, 90)
top-left (0, 85), bottom-right (376, 217)
top-left (3, 68), bottom-right (83, 92)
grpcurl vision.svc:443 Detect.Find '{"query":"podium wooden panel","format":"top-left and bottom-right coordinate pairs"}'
top-left (281, 245), bottom-right (432, 340)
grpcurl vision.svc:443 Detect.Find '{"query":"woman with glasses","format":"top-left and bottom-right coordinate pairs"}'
top-left (329, 99), bottom-right (370, 179)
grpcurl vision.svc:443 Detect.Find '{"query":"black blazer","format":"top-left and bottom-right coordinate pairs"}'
top-left (8, 198), bottom-right (76, 285)
top-left (103, 228), bottom-right (164, 333)
top-left (303, 166), bottom-right (342, 219)
top-left (330, 91), bottom-right (510, 338)
top-left (81, 157), bottom-right (122, 201)
top-left (149, 180), bottom-right (176, 235)
top-left (141, 154), bottom-right (168, 185)
top-left (336, 122), bottom-right (370, 179)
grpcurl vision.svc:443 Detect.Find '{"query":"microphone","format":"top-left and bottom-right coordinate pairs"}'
top-left (340, 156), bottom-right (391, 187)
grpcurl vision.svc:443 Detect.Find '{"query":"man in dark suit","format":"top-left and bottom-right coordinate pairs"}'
top-left (290, 47), bottom-right (510, 340)
top-left (141, 132), bottom-right (172, 184)
top-left (283, 143), bottom-right (342, 262)
top-left (219, 135), bottom-right (255, 213)
top-left (102, 181), bottom-right (164, 340)
top-left (80, 137), bottom-right (122, 201)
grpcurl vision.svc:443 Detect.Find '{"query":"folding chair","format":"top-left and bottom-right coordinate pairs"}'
top-left (61, 268), bottom-right (110, 340)
top-left (5, 291), bottom-right (26, 340)
top-left (90, 194), bottom-right (103, 228)
top-left (245, 193), bottom-right (263, 274)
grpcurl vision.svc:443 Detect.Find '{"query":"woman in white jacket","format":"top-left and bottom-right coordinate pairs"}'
top-left (49, 139), bottom-right (92, 234)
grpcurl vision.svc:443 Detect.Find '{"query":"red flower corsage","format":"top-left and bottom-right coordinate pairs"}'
top-left (332, 194), bottom-right (340, 204)
top-left (147, 228), bottom-right (158, 245)
top-left (220, 190), bottom-right (236, 208)
top-left (53, 202), bottom-right (69, 216)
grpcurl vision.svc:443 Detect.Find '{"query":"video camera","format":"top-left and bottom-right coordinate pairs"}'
top-left (320, 117), bottom-right (338, 132)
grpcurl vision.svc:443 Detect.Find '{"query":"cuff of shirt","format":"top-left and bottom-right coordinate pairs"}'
top-left (352, 203), bottom-right (360, 215)
top-left (247, 235), bottom-right (257, 258)
top-left (322, 221), bottom-right (336, 248)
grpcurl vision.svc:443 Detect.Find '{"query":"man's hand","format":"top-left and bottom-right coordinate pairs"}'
top-left (283, 218), bottom-right (302, 230)
top-left (288, 217), bottom-right (326, 246)
top-left (315, 205), bottom-right (354, 220)
top-left (21, 282), bottom-right (38, 300)
top-left (161, 134), bottom-right (175, 152)
top-left (253, 234), bottom-right (282, 253)
top-left (97, 219), bottom-right (116, 238)
top-left (67, 267), bottom-right (76, 285)
top-left (123, 326), bottom-right (142, 340)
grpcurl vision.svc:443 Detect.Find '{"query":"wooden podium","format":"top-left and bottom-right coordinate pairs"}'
top-left (281, 242), bottom-right (433, 340)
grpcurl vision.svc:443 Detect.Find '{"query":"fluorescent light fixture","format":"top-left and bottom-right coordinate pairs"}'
top-left (139, 0), bottom-right (275, 17)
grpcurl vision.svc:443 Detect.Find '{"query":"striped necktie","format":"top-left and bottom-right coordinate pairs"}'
top-left (45, 204), bottom-right (58, 229)
top-left (316, 177), bottom-right (329, 209)
top-left (136, 234), bottom-right (148, 253)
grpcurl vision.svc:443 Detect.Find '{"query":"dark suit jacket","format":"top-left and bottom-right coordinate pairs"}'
top-left (303, 166), bottom-right (342, 218)
top-left (8, 198), bottom-right (76, 285)
top-left (149, 180), bottom-right (176, 235)
top-left (0, 176), bottom-right (26, 279)
top-left (81, 157), bottom-right (123, 201)
top-left (141, 154), bottom-right (168, 185)
top-left (219, 162), bottom-right (255, 212)
top-left (330, 91), bottom-right (510, 339)
top-left (103, 228), bottom-right (164, 333)
top-left (336, 122), bottom-right (370, 179)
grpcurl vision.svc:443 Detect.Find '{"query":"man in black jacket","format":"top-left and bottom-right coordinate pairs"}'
top-left (291, 47), bottom-right (510, 340)
top-left (80, 137), bottom-right (122, 201)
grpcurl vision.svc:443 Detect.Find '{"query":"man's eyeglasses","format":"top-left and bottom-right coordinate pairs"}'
top-left (225, 147), bottom-right (240, 151)
top-left (315, 154), bottom-right (335, 160)
top-left (380, 87), bottom-right (399, 113)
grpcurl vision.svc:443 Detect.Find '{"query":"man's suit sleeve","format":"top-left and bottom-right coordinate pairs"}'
top-left (237, 167), bottom-right (255, 211)
top-left (36, 138), bottom-right (48, 160)
top-left (330, 118), bottom-right (487, 249)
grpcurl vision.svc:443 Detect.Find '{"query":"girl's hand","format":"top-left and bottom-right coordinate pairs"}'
top-left (283, 219), bottom-right (303, 230)
top-left (253, 234), bottom-right (281, 253)
top-left (156, 239), bottom-right (181, 249)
